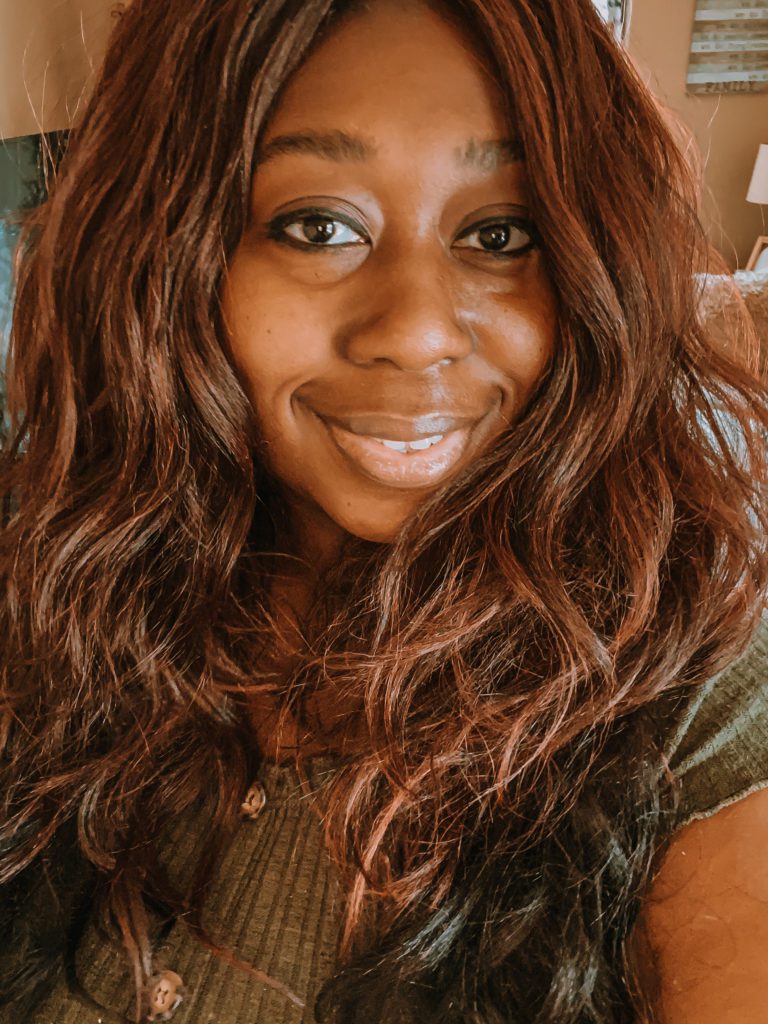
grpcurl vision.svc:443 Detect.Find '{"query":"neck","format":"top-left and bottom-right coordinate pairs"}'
top-left (247, 498), bottom-right (370, 763)
top-left (280, 493), bottom-right (348, 577)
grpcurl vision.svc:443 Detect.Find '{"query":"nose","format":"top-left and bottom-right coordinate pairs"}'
top-left (340, 257), bottom-right (475, 371)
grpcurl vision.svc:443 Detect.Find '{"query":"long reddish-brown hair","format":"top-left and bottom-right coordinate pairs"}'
top-left (1, 1), bottom-right (766, 1022)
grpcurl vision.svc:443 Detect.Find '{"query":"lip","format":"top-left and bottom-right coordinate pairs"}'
top-left (320, 413), bottom-right (480, 442)
top-left (313, 410), bottom-right (480, 489)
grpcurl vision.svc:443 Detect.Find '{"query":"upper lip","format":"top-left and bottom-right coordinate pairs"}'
top-left (315, 412), bottom-right (482, 441)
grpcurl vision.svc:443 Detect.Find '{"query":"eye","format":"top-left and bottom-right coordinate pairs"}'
top-left (267, 209), bottom-right (368, 251)
top-left (454, 217), bottom-right (538, 259)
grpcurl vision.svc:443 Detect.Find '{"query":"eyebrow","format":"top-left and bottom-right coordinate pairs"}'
top-left (255, 129), bottom-right (524, 170)
top-left (257, 129), bottom-right (373, 165)
top-left (457, 137), bottom-right (525, 170)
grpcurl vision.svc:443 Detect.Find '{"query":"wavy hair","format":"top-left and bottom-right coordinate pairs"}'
top-left (1, 0), bottom-right (766, 1022)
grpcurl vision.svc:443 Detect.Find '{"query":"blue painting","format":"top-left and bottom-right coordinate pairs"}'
top-left (0, 134), bottom-right (54, 419)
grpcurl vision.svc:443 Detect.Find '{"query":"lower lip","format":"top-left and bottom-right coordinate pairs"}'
top-left (319, 418), bottom-right (475, 489)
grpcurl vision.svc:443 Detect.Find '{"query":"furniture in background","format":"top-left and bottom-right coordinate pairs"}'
top-left (697, 269), bottom-right (768, 376)
top-left (747, 236), bottom-right (768, 273)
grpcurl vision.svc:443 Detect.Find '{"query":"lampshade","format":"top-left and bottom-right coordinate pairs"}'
top-left (747, 144), bottom-right (768, 205)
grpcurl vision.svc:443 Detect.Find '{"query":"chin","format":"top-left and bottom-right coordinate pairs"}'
top-left (329, 500), bottom-right (414, 546)
top-left (340, 515), bottom-right (402, 546)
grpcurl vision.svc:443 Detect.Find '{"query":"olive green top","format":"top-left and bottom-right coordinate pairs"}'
top-left (29, 613), bottom-right (768, 1024)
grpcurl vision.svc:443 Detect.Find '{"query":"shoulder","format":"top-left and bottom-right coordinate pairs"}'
top-left (636, 781), bottom-right (768, 1023)
top-left (630, 614), bottom-right (768, 1022)
top-left (660, 610), bottom-right (768, 831)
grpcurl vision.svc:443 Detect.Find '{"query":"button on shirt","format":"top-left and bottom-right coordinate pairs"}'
top-left (31, 758), bottom-right (342, 1024)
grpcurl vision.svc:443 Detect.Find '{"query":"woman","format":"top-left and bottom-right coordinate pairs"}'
top-left (1, 0), bottom-right (766, 1022)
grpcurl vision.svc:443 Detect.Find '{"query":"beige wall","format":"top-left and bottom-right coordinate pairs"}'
top-left (626, 0), bottom-right (768, 271)
top-left (0, 0), bottom-right (115, 140)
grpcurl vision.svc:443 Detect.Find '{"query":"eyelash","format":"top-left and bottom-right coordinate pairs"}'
top-left (266, 207), bottom-right (539, 260)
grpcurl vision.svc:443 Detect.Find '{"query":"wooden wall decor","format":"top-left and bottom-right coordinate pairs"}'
top-left (687, 1), bottom-right (768, 94)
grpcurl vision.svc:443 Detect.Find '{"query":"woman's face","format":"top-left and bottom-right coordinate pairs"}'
top-left (222, 0), bottom-right (557, 556)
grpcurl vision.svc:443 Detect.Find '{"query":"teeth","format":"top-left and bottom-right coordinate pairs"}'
top-left (375, 434), bottom-right (444, 453)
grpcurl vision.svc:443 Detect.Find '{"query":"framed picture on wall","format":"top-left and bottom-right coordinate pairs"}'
top-left (0, 131), bottom-right (67, 323)
top-left (745, 235), bottom-right (768, 272)
top-left (1, 136), bottom-right (43, 361)
top-left (687, 2), bottom-right (768, 95)
top-left (0, 132), bottom-right (67, 426)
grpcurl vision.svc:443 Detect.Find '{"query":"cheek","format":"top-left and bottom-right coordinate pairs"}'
top-left (474, 273), bottom-right (559, 393)
top-left (495, 298), bottom-right (557, 384)
top-left (221, 259), bottom-right (330, 415)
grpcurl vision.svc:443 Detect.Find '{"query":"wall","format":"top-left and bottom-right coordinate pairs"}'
top-left (1, 1), bottom-right (116, 367)
top-left (0, 0), bottom-right (115, 140)
top-left (626, 0), bottom-right (768, 270)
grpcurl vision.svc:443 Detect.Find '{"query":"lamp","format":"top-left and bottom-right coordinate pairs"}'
top-left (746, 144), bottom-right (768, 272)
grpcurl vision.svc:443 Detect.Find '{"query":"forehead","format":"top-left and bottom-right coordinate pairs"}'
top-left (262, 0), bottom-right (511, 154)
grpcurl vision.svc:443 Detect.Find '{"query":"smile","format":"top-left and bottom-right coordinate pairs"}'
top-left (318, 416), bottom-right (476, 489)
top-left (374, 434), bottom-right (444, 452)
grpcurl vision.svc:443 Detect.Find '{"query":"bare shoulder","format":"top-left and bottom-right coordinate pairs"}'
top-left (631, 785), bottom-right (768, 1024)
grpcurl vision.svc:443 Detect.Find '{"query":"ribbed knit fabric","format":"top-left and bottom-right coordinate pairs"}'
top-left (30, 612), bottom-right (768, 1024)
top-left (31, 759), bottom-right (344, 1024)
top-left (663, 610), bottom-right (768, 828)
